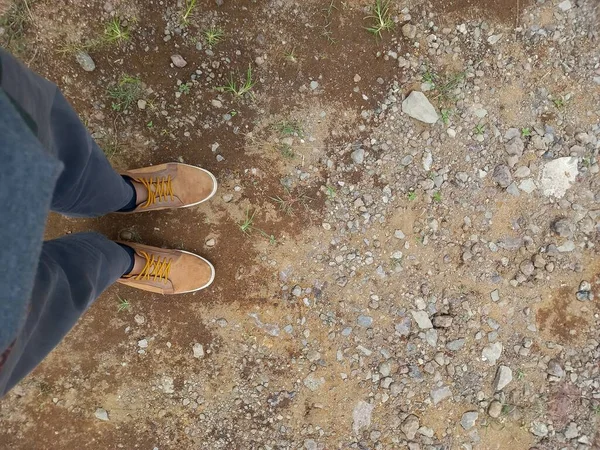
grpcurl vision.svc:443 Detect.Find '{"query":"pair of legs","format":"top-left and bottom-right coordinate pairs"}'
top-left (0, 51), bottom-right (216, 395)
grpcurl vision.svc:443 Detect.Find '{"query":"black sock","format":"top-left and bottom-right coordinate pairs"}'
top-left (118, 243), bottom-right (136, 276)
top-left (118, 176), bottom-right (138, 212)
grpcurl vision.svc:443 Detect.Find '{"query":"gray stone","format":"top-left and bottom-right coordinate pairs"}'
top-left (518, 179), bottom-right (536, 193)
top-left (162, 377), bottom-right (175, 394)
top-left (423, 329), bottom-right (438, 347)
top-left (531, 421), bottom-right (549, 437)
top-left (514, 166), bottom-right (531, 178)
top-left (482, 342), bottom-right (503, 364)
top-left (564, 422), bottom-right (579, 439)
top-left (304, 439), bottom-right (317, 450)
top-left (487, 34), bottom-right (502, 45)
top-left (310, 80), bottom-right (319, 90)
top-left (94, 408), bottom-right (109, 421)
top-left (401, 414), bottom-right (420, 439)
top-left (446, 338), bottom-right (466, 351)
top-left (395, 317), bottom-right (412, 336)
top-left (137, 99), bottom-right (147, 110)
top-left (576, 290), bottom-right (592, 301)
top-left (75, 51), bottom-right (96, 72)
top-left (357, 315), bottom-right (373, 328)
top-left (432, 315), bottom-right (453, 328)
top-left (504, 128), bottom-right (520, 140)
top-left (303, 373), bottom-right (325, 391)
top-left (557, 240), bottom-right (575, 252)
top-left (540, 157), bottom-right (578, 198)
top-left (193, 343), bottom-right (205, 358)
top-left (170, 54), bottom-right (187, 67)
top-left (552, 218), bottom-right (574, 238)
top-left (490, 290), bottom-right (500, 302)
top-left (394, 229), bottom-right (406, 239)
top-left (430, 386), bottom-right (452, 405)
top-left (411, 310), bottom-right (432, 329)
top-left (402, 23), bottom-right (417, 39)
top-left (307, 350), bottom-right (321, 362)
top-left (291, 285), bottom-right (302, 297)
top-left (138, 339), bottom-right (148, 348)
top-left (492, 165), bottom-right (512, 187)
top-left (547, 359), bottom-right (565, 378)
top-left (402, 91), bottom-right (438, 124)
top-left (493, 365), bottom-right (513, 391)
top-left (505, 137), bottom-right (524, 157)
top-left (558, 0), bottom-right (572, 11)
top-left (422, 152), bottom-right (433, 171)
top-left (351, 148), bottom-right (365, 164)
top-left (460, 411), bottom-right (478, 430)
top-left (520, 260), bottom-right (535, 277)
top-left (506, 182), bottom-right (520, 196)
top-left (379, 361), bottom-right (391, 377)
top-left (488, 400), bottom-right (502, 418)
top-left (352, 400), bottom-right (374, 434)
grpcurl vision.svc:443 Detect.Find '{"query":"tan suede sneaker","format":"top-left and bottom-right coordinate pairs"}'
top-left (121, 163), bottom-right (217, 212)
top-left (117, 242), bottom-right (215, 294)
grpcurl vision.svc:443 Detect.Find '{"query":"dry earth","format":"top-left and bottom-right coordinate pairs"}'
top-left (1, 0), bottom-right (599, 449)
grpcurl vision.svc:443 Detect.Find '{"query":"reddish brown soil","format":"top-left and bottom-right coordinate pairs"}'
top-left (0, 0), bottom-right (544, 448)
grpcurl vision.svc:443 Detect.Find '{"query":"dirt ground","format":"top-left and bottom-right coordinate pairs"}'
top-left (1, 0), bottom-right (599, 449)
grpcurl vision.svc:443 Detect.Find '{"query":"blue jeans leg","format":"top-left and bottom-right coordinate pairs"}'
top-left (0, 233), bottom-right (132, 395)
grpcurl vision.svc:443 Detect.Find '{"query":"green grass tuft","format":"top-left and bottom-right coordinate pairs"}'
top-left (365, 0), bottom-right (394, 39)
top-left (107, 75), bottom-right (143, 112)
top-left (217, 65), bottom-right (255, 98)
top-left (204, 26), bottom-right (224, 48)
top-left (104, 17), bottom-right (130, 43)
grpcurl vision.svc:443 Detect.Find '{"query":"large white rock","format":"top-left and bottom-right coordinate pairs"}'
top-left (539, 157), bottom-right (579, 198)
top-left (352, 400), bottom-right (374, 434)
top-left (402, 91), bottom-right (438, 124)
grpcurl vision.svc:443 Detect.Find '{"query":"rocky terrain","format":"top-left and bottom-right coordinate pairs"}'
top-left (0, 0), bottom-right (599, 449)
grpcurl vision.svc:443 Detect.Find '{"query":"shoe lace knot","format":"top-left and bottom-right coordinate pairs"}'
top-left (137, 176), bottom-right (174, 208)
top-left (136, 251), bottom-right (172, 284)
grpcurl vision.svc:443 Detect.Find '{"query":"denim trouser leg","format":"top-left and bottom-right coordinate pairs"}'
top-left (0, 50), bottom-right (135, 395)
top-left (0, 234), bottom-right (132, 395)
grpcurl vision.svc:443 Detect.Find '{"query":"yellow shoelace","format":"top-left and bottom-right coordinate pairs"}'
top-left (136, 176), bottom-right (175, 208)
top-left (135, 251), bottom-right (172, 284)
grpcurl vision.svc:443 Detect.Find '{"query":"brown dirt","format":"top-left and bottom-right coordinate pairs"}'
top-left (1, 0), bottom-right (598, 448)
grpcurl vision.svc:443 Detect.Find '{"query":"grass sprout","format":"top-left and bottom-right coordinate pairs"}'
top-left (0, 0), bottom-right (35, 55)
top-left (104, 17), bottom-right (130, 43)
top-left (217, 65), bottom-right (255, 98)
top-left (284, 47), bottom-right (297, 63)
top-left (181, 0), bottom-right (197, 25)
top-left (204, 26), bottom-right (224, 48)
top-left (107, 75), bottom-right (143, 112)
top-left (474, 123), bottom-right (485, 135)
top-left (239, 208), bottom-right (256, 234)
top-left (275, 120), bottom-right (304, 137)
top-left (117, 295), bottom-right (131, 312)
top-left (270, 188), bottom-right (312, 216)
top-left (365, 0), bottom-right (394, 39)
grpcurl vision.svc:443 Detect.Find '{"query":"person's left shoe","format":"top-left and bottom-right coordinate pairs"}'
top-left (121, 162), bottom-right (217, 212)
top-left (117, 242), bottom-right (215, 294)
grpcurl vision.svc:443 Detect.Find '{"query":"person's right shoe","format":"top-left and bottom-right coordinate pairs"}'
top-left (121, 162), bottom-right (217, 213)
top-left (117, 242), bottom-right (215, 294)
